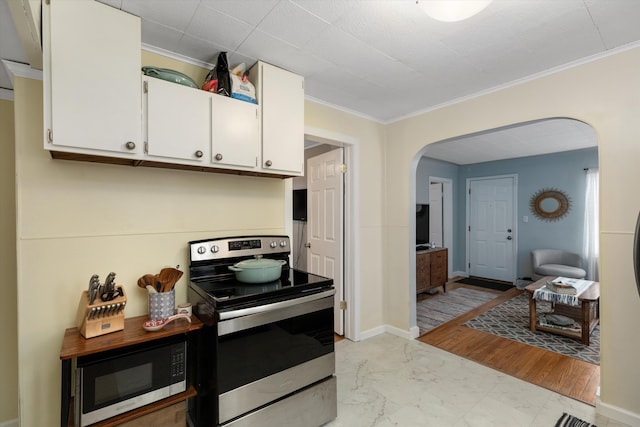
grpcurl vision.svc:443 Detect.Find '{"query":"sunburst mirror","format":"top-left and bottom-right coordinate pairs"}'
top-left (529, 188), bottom-right (571, 222)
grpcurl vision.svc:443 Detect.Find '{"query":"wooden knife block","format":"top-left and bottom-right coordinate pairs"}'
top-left (75, 287), bottom-right (127, 339)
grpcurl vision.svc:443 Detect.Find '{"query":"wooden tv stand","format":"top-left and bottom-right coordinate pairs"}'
top-left (416, 247), bottom-right (448, 294)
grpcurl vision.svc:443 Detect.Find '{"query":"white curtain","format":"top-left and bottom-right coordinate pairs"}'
top-left (583, 168), bottom-right (599, 280)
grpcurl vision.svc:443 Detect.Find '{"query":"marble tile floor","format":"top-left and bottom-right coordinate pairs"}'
top-left (325, 334), bottom-right (629, 427)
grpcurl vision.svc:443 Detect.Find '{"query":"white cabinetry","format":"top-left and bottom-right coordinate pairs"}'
top-left (42, 2), bottom-right (304, 179)
top-left (43, 0), bottom-right (141, 156)
top-left (250, 62), bottom-right (304, 176)
top-left (211, 94), bottom-right (260, 170)
top-left (143, 77), bottom-right (210, 163)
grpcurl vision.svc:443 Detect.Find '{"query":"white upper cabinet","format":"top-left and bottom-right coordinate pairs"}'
top-left (42, 2), bottom-right (304, 179)
top-left (43, 0), bottom-right (141, 156)
top-left (250, 62), bottom-right (304, 176)
top-left (143, 77), bottom-right (211, 163)
top-left (211, 94), bottom-right (260, 170)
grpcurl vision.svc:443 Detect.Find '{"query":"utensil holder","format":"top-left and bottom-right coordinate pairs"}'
top-left (149, 289), bottom-right (175, 320)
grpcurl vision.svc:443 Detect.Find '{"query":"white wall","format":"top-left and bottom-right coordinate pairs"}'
top-left (385, 47), bottom-right (640, 422)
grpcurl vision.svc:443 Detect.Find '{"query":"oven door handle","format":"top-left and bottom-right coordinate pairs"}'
top-left (218, 288), bottom-right (335, 321)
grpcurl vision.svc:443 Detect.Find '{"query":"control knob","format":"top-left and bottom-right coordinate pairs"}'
top-left (280, 240), bottom-right (287, 247)
top-left (211, 245), bottom-right (219, 253)
top-left (270, 241), bottom-right (277, 248)
top-left (197, 246), bottom-right (206, 255)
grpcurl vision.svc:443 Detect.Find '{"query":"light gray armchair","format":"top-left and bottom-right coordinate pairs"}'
top-left (531, 249), bottom-right (587, 281)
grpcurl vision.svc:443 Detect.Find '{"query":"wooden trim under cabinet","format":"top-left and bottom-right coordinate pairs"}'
top-left (49, 151), bottom-right (296, 180)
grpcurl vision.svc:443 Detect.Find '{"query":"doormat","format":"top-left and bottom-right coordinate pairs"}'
top-left (465, 293), bottom-right (599, 364)
top-left (554, 412), bottom-right (596, 426)
top-left (417, 287), bottom-right (498, 334)
top-left (456, 277), bottom-right (513, 291)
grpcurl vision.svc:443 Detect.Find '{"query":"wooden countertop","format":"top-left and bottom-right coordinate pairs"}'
top-left (60, 314), bottom-right (202, 360)
top-left (416, 246), bottom-right (447, 254)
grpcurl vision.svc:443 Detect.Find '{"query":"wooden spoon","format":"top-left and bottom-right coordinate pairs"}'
top-left (158, 267), bottom-right (183, 292)
top-left (137, 274), bottom-right (157, 289)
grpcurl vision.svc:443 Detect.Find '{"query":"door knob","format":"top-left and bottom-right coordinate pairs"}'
top-left (507, 236), bottom-right (513, 240)
top-left (507, 228), bottom-right (512, 233)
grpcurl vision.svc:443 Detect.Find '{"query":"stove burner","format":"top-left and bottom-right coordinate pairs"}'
top-left (188, 235), bottom-right (333, 312)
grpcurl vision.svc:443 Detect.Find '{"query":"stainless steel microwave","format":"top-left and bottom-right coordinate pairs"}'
top-left (74, 335), bottom-right (187, 427)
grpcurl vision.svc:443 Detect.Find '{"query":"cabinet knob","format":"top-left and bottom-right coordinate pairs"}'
top-left (125, 141), bottom-right (136, 150)
top-left (195, 150), bottom-right (203, 158)
top-left (215, 153), bottom-right (223, 161)
top-left (265, 160), bottom-right (273, 167)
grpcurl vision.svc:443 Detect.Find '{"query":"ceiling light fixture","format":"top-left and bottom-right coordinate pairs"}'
top-left (416, 0), bottom-right (493, 22)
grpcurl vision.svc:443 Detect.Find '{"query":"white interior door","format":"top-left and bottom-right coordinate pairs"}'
top-left (429, 182), bottom-right (443, 247)
top-left (468, 176), bottom-right (516, 282)
top-left (308, 149), bottom-right (344, 335)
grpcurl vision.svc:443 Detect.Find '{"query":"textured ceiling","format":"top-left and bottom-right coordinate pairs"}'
top-left (2, 0), bottom-right (633, 162)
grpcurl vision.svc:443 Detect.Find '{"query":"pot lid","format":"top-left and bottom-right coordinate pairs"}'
top-left (233, 256), bottom-right (283, 269)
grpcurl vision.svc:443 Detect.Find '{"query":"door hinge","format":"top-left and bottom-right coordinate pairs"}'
top-left (339, 164), bottom-right (347, 173)
top-left (339, 301), bottom-right (347, 310)
top-left (468, 188), bottom-right (471, 194)
top-left (144, 141), bottom-right (148, 154)
top-left (47, 129), bottom-right (53, 143)
top-left (143, 80), bottom-right (148, 93)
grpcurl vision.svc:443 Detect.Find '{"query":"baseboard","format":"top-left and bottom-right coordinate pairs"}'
top-left (409, 325), bottom-right (420, 339)
top-left (359, 324), bottom-right (413, 341)
top-left (359, 325), bottom-right (386, 340)
top-left (596, 400), bottom-right (640, 426)
top-left (0, 419), bottom-right (18, 427)
top-left (452, 270), bottom-right (467, 279)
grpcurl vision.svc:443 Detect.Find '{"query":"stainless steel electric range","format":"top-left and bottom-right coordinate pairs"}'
top-left (187, 235), bottom-right (337, 427)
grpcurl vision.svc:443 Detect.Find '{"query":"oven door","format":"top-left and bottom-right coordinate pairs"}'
top-left (217, 289), bottom-right (335, 424)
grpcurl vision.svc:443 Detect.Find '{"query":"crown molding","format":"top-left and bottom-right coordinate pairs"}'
top-left (390, 40), bottom-right (640, 124)
top-left (142, 43), bottom-right (214, 70)
top-left (0, 88), bottom-right (14, 101)
top-left (2, 60), bottom-right (43, 85)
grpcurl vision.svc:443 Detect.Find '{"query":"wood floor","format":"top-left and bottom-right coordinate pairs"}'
top-left (417, 281), bottom-right (600, 406)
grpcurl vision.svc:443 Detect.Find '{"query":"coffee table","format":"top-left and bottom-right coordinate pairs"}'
top-left (525, 276), bottom-right (600, 345)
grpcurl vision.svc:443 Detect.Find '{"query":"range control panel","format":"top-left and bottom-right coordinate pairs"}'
top-left (189, 236), bottom-right (290, 262)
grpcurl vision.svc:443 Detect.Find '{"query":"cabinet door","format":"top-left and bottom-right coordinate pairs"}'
top-left (45, 0), bottom-right (141, 155)
top-left (256, 62), bottom-right (304, 175)
top-left (430, 249), bottom-right (448, 287)
top-left (416, 253), bottom-right (431, 294)
top-left (211, 94), bottom-right (259, 169)
top-left (144, 77), bottom-right (210, 162)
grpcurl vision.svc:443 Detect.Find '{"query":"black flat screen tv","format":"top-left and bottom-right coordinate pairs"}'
top-left (293, 189), bottom-right (307, 221)
top-left (416, 204), bottom-right (429, 245)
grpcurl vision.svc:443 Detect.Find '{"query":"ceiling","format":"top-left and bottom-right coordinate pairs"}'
top-left (2, 0), bottom-right (638, 163)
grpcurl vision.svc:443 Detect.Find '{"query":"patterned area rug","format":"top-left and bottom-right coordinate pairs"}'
top-left (555, 412), bottom-right (596, 426)
top-left (417, 287), bottom-right (498, 334)
top-left (465, 293), bottom-right (600, 365)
